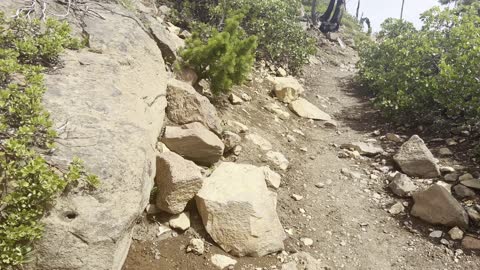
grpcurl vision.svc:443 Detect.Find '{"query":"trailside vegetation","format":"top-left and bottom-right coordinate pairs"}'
top-left (356, 4), bottom-right (480, 123)
top-left (0, 13), bottom-right (98, 267)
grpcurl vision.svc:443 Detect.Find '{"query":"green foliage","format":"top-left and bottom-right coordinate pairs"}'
top-left (0, 13), bottom-right (96, 267)
top-left (174, 0), bottom-right (316, 74)
top-left (357, 4), bottom-right (480, 122)
top-left (181, 14), bottom-right (257, 94)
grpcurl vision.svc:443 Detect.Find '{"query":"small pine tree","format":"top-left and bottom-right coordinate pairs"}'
top-left (181, 14), bottom-right (257, 95)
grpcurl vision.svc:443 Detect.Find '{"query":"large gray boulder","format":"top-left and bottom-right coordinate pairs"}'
top-left (162, 122), bottom-right (225, 166)
top-left (196, 162), bottom-right (286, 257)
top-left (155, 152), bottom-right (203, 214)
top-left (394, 135), bottom-right (440, 178)
top-left (0, 1), bottom-right (169, 269)
top-left (166, 79), bottom-right (222, 134)
top-left (411, 185), bottom-right (469, 228)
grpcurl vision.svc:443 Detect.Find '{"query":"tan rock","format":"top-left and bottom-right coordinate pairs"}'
top-left (155, 152), bottom-right (203, 214)
top-left (162, 123), bottom-right (225, 166)
top-left (246, 133), bottom-right (272, 151)
top-left (196, 163), bottom-right (286, 257)
top-left (267, 76), bottom-right (305, 103)
top-left (288, 98), bottom-right (332, 121)
top-left (394, 135), bottom-right (440, 178)
top-left (169, 212), bottom-right (191, 231)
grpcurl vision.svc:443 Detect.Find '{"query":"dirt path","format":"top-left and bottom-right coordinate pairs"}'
top-left (124, 38), bottom-right (480, 270)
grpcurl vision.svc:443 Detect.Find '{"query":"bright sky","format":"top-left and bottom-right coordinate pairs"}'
top-left (345, 0), bottom-right (445, 32)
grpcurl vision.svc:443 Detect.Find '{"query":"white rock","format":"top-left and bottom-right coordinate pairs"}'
top-left (241, 93), bottom-right (252, 101)
top-left (341, 142), bottom-right (384, 156)
top-left (291, 194), bottom-right (303, 201)
top-left (263, 166), bottom-right (282, 189)
top-left (196, 163), bottom-right (286, 257)
top-left (389, 202), bottom-right (405, 215)
top-left (300, 237), bottom-right (314, 246)
top-left (429, 230), bottom-right (443, 238)
top-left (222, 131), bottom-right (241, 151)
top-left (229, 93), bottom-right (243, 105)
top-left (187, 238), bottom-right (205, 255)
top-left (226, 120), bottom-right (249, 133)
top-left (169, 212), bottom-right (190, 231)
top-left (288, 98), bottom-right (332, 121)
top-left (246, 133), bottom-right (272, 151)
top-left (277, 67), bottom-right (288, 77)
top-left (266, 151), bottom-right (290, 171)
top-left (265, 103), bottom-right (290, 120)
top-left (211, 254), bottom-right (237, 269)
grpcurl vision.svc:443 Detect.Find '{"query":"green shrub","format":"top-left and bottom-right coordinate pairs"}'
top-left (181, 14), bottom-right (257, 94)
top-left (174, 0), bottom-right (316, 74)
top-left (357, 4), bottom-right (480, 122)
top-left (0, 13), bottom-right (97, 267)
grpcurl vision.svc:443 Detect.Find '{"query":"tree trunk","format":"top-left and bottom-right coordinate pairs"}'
top-left (356, 0), bottom-right (361, 20)
top-left (400, 0), bottom-right (405, 20)
top-left (311, 0), bottom-right (318, 26)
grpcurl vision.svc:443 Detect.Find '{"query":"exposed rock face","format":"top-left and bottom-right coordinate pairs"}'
top-left (154, 152), bottom-right (203, 214)
top-left (196, 163), bottom-right (286, 257)
top-left (0, 1), bottom-right (169, 269)
top-left (288, 98), bottom-right (332, 121)
top-left (394, 135), bottom-right (440, 178)
top-left (162, 123), bottom-right (225, 166)
top-left (166, 79), bottom-right (222, 134)
top-left (268, 76), bottom-right (305, 103)
top-left (411, 185), bottom-right (469, 229)
top-left (148, 17), bottom-right (185, 64)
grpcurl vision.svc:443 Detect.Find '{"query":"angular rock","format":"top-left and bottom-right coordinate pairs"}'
top-left (162, 123), bottom-right (225, 166)
top-left (411, 185), bottom-right (469, 228)
top-left (222, 131), bottom-right (241, 152)
top-left (394, 135), bottom-right (440, 178)
top-left (300, 237), bottom-right (314, 246)
top-left (155, 152), bottom-right (203, 214)
top-left (148, 18), bottom-right (185, 64)
top-left (277, 67), bottom-right (288, 77)
top-left (187, 238), bottom-right (205, 255)
top-left (448, 227), bottom-right (464, 240)
top-left (263, 166), bottom-right (282, 189)
top-left (341, 142), bottom-right (384, 156)
top-left (166, 79), bottom-right (222, 134)
top-left (459, 173), bottom-right (474, 181)
top-left (389, 202), bottom-right (405, 215)
top-left (196, 163), bottom-right (286, 257)
top-left (461, 179), bottom-right (480, 190)
top-left (246, 133), bottom-right (273, 151)
top-left (386, 133), bottom-right (403, 143)
top-left (169, 212), bottom-right (191, 231)
top-left (444, 173), bottom-right (459, 182)
top-left (288, 98), bottom-right (332, 121)
top-left (429, 230), bottom-right (443, 238)
top-left (389, 173), bottom-right (417, 197)
top-left (225, 120), bottom-right (249, 133)
top-left (438, 147), bottom-right (453, 157)
top-left (211, 254), bottom-right (237, 269)
top-left (267, 76), bottom-right (305, 103)
top-left (435, 181), bottom-right (452, 193)
top-left (453, 185), bottom-right (476, 199)
top-left (229, 93), bottom-right (243, 105)
top-left (462, 236), bottom-right (480, 250)
top-left (266, 151), bottom-right (290, 171)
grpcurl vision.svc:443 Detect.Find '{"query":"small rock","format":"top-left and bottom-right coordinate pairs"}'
top-left (438, 147), bottom-right (453, 157)
top-left (266, 151), bottom-right (289, 171)
top-left (211, 254), bottom-right (237, 269)
top-left (187, 238), bottom-right (205, 255)
top-left (389, 202), bottom-right (405, 215)
top-left (315, 182), bottom-right (325, 188)
top-left (267, 76), bottom-right (304, 103)
top-left (386, 133), bottom-right (403, 143)
top-left (291, 194), bottom-right (303, 201)
top-left (459, 173), bottom-right (474, 181)
top-left (467, 208), bottom-right (480, 223)
top-left (233, 145), bottom-right (243, 156)
top-left (453, 185), bottom-right (476, 199)
top-left (246, 133), bottom-right (272, 151)
top-left (263, 166), bottom-right (281, 189)
top-left (226, 120), bottom-right (249, 133)
top-left (462, 236), bottom-right (480, 250)
top-left (440, 166), bottom-right (455, 173)
top-left (448, 227), bottom-right (464, 240)
top-left (222, 131), bottom-right (242, 152)
top-left (286, 134), bottom-right (296, 142)
top-left (389, 173), bottom-right (417, 197)
top-left (229, 93), bottom-right (243, 105)
top-left (461, 179), bottom-right (480, 190)
top-left (300, 237), bottom-right (314, 246)
top-left (444, 173), bottom-right (459, 182)
top-left (340, 142), bottom-right (384, 156)
top-left (169, 212), bottom-right (190, 231)
top-left (265, 103), bottom-right (290, 120)
top-left (289, 98), bottom-right (332, 121)
top-left (241, 93), bottom-right (252, 101)
top-left (429, 230), bottom-right (443, 238)
top-left (446, 138), bottom-right (457, 146)
top-left (277, 67), bottom-right (288, 77)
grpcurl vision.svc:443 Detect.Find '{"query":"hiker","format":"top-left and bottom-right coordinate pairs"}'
top-left (319, 0), bottom-right (345, 33)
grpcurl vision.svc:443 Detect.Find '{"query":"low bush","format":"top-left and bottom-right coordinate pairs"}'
top-left (356, 4), bottom-right (480, 123)
top-left (0, 13), bottom-right (97, 267)
top-left (181, 14), bottom-right (257, 94)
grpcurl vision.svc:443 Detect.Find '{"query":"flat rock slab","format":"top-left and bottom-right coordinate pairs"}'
top-left (162, 122), bottom-right (224, 166)
top-left (196, 162), bottom-right (286, 257)
top-left (394, 135), bottom-right (440, 178)
top-left (288, 98), bottom-right (332, 121)
top-left (411, 185), bottom-right (469, 229)
top-left (462, 236), bottom-right (480, 250)
top-left (461, 179), bottom-right (480, 190)
top-left (166, 79), bottom-right (222, 134)
top-left (154, 152), bottom-right (203, 214)
top-left (341, 142), bottom-right (383, 156)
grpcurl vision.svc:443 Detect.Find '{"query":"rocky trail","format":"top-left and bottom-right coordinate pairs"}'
top-left (123, 34), bottom-right (480, 270)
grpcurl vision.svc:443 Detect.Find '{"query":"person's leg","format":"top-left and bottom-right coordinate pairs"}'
top-left (319, 0), bottom-right (337, 22)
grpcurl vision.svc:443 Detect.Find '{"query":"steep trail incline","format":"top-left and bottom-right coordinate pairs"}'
top-left (124, 37), bottom-right (480, 270)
